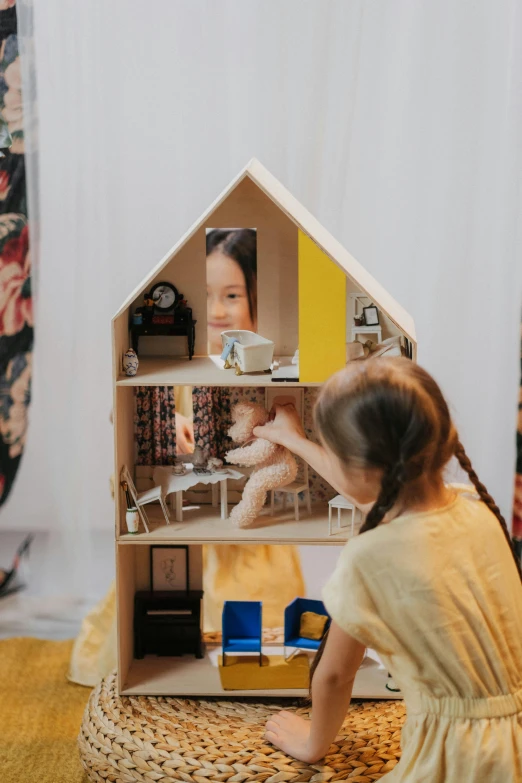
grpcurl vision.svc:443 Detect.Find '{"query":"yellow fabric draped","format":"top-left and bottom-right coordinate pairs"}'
top-left (203, 544), bottom-right (304, 631)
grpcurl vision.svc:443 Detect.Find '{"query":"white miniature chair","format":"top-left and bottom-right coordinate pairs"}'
top-left (121, 466), bottom-right (170, 533)
top-left (328, 495), bottom-right (356, 536)
top-left (270, 460), bottom-right (311, 521)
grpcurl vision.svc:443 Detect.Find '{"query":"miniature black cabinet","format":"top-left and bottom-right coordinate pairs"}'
top-left (130, 311), bottom-right (197, 359)
top-left (134, 590), bottom-right (204, 659)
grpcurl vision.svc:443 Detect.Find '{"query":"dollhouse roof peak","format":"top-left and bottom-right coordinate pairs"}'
top-left (114, 158), bottom-right (415, 342)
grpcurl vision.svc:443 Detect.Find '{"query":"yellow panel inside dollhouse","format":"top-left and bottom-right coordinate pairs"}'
top-left (129, 176), bottom-right (299, 359)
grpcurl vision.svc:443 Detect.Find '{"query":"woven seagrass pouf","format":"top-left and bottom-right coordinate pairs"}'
top-left (78, 671), bottom-right (405, 783)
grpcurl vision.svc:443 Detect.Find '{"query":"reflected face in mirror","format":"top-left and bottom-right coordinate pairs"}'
top-left (206, 228), bottom-right (257, 354)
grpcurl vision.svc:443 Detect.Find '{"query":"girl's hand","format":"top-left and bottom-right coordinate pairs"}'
top-left (175, 412), bottom-right (195, 455)
top-left (253, 404), bottom-right (306, 450)
top-left (264, 711), bottom-right (325, 763)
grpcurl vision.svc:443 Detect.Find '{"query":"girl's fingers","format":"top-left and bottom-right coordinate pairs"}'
top-left (265, 720), bottom-right (280, 734)
top-left (270, 712), bottom-right (288, 727)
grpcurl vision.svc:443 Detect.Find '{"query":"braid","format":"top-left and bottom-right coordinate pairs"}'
top-left (308, 463), bottom-right (405, 696)
top-left (455, 440), bottom-right (522, 582)
top-left (307, 626), bottom-right (329, 698)
top-left (360, 462), bottom-right (406, 534)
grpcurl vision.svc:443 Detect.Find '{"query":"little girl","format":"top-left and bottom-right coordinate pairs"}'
top-left (255, 357), bottom-right (522, 782)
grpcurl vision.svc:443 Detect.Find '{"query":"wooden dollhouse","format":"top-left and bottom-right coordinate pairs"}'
top-left (112, 158), bottom-right (417, 699)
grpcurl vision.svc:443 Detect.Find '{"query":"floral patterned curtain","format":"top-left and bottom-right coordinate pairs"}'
top-left (135, 387), bottom-right (176, 465)
top-left (0, 2), bottom-right (33, 506)
top-left (192, 386), bottom-right (232, 459)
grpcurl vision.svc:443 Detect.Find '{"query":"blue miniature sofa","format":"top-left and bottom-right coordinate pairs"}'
top-left (284, 598), bottom-right (330, 660)
top-left (222, 600), bottom-right (262, 666)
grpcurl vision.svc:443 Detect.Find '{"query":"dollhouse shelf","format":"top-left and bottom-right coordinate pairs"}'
top-left (118, 505), bottom-right (356, 545)
top-left (116, 356), bottom-right (316, 387)
top-left (120, 647), bottom-right (396, 698)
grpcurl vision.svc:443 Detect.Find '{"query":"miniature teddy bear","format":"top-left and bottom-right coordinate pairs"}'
top-left (225, 401), bottom-right (298, 528)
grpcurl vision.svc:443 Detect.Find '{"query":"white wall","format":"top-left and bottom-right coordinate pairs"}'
top-left (2, 0), bottom-right (521, 602)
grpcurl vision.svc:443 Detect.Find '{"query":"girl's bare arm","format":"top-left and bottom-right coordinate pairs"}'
top-left (265, 622), bottom-right (365, 762)
top-left (254, 404), bottom-right (366, 507)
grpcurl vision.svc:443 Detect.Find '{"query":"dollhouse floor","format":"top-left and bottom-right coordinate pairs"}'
top-left (116, 356), bottom-right (320, 388)
top-left (121, 645), bottom-right (398, 699)
top-left (119, 503), bottom-right (358, 545)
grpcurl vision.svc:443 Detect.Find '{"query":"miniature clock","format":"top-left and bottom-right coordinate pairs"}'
top-left (149, 282), bottom-right (180, 311)
top-left (131, 281), bottom-right (196, 360)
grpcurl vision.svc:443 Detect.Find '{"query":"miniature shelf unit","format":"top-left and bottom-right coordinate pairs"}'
top-left (113, 158), bottom-right (417, 698)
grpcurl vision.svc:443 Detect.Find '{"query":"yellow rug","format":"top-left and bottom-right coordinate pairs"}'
top-left (0, 637), bottom-right (90, 783)
top-left (218, 653), bottom-right (310, 690)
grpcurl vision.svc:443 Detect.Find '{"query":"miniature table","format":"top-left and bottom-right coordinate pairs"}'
top-left (351, 324), bottom-right (382, 344)
top-left (153, 465), bottom-right (244, 522)
top-left (328, 494), bottom-right (357, 536)
top-left (131, 316), bottom-right (197, 359)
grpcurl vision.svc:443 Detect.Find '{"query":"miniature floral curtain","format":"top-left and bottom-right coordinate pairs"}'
top-left (135, 387), bottom-right (176, 465)
top-left (192, 387), bottom-right (232, 460)
top-left (0, 1), bottom-right (32, 507)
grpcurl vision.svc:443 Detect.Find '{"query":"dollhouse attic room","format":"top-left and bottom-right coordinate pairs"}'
top-left (113, 158), bottom-right (417, 699)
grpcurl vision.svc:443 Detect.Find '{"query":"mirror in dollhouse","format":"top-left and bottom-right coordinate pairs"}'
top-left (205, 228), bottom-right (258, 356)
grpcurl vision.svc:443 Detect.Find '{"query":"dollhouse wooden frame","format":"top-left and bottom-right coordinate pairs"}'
top-left (112, 159), bottom-right (417, 699)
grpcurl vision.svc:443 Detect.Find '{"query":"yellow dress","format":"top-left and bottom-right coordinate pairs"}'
top-left (203, 544), bottom-right (304, 631)
top-left (323, 492), bottom-right (522, 782)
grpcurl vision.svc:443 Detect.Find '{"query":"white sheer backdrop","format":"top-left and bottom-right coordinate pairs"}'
top-left (2, 0), bottom-right (521, 610)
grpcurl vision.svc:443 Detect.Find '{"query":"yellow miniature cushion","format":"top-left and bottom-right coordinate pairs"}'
top-left (299, 611), bottom-right (328, 640)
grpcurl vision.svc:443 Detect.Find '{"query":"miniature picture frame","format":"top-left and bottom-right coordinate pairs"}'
top-left (362, 305), bottom-right (380, 326)
top-left (265, 387), bottom-right (304, 422)
top-left (150, 545), bottom-right (190, 592)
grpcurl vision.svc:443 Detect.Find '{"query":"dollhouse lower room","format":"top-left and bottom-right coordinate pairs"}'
top-left (119, 542), bottom-right (394, 699)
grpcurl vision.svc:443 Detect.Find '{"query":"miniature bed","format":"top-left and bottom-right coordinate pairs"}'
top-left (112, 158), bottom-right (416, 699)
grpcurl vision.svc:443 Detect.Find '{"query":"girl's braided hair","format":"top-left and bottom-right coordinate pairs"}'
top-left (308, 356), bottom-right (522, 690)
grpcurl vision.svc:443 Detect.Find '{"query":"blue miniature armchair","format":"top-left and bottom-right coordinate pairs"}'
top-left (284, 598), bottom-right (330, 660)
top-left (222, 600), bottom-right (262, 666)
